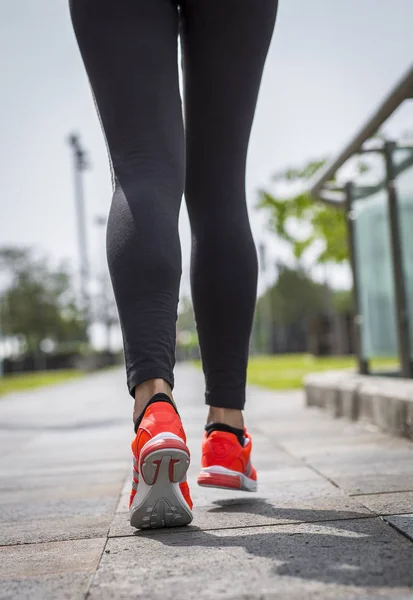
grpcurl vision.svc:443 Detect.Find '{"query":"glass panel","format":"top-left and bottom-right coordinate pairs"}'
top-left (395, 154), bottom-right (413, 359)
top-left (353, 188), bottom-right (398, 359)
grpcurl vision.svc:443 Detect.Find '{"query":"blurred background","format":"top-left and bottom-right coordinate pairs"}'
top-left (1, 0), bottom-right (413, 394)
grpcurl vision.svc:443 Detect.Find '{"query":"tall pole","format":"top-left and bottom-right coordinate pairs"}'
top-left (345, 182), bottom-right (369, 375)
top-left (94, 215), bottom-right (113, 352)
top-left (0, 295), bottom-right (3, 378)
top-left (68, 134), bottom-right (90, 333)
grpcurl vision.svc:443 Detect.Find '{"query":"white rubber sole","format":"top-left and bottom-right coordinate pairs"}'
top-left (129, 432), bottom-right (193, 530)
top-left (198, 465), bottom-right (257, 492)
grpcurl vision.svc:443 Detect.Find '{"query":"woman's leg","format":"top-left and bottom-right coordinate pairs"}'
top-left (69, 0), bottom-right (184, 415)
top-left (180, 0), bottom-right (278, 423)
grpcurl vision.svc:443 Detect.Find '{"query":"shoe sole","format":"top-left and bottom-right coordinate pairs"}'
top-left (130, 433), bottom-right (193, 530)
top-left (197, 466), bottom-right (257, 492)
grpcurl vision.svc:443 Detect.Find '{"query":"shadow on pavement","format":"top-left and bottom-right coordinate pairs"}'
top-left (133, 499), bottom-right (413, 589)
top-left (207, 497), bottom-right (367, 521)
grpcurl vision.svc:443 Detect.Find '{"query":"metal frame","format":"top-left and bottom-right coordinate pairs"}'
top-left (309, 63), bottom-right (413, 202)
top-left (308, 63), bottom-right (413, 377)
top-left (344, 182), bottom-right (369, 375)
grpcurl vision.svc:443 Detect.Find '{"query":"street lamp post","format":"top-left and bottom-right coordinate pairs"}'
top-left (0, 295), bottom-right (3, 378)
top-left (68, 134), bottom-right (90, 333)
top-left (94, 215), bottom-right (117, 353)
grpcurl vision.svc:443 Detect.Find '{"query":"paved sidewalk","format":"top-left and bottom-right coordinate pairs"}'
top-left (1, 364), bottom-right (413, 599)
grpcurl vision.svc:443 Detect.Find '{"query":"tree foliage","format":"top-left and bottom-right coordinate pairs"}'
top-left (177, 297), bottom-right (197, 334)
top-left (0, 247), bottom-right (87, 353)
top-left (332, 288), bottom-right (353, 315)
top-left (257, 266), bottom-right (326, 326)
top-left (258, 159), bottom-right (349, 265)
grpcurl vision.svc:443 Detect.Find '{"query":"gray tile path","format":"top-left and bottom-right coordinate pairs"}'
top-left (1, 364), bottom-right (413, 599)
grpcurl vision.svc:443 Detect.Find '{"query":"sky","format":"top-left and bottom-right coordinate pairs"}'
top-left (1, 0), bottom-right (413, 346)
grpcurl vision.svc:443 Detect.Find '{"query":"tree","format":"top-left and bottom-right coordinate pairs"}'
top-left (0, 246), bottom-right (87, 354)
top-left (177, 297), bottom-right (197, 334)
top-left (257, 159), bottom-right (349, 266)
top-left (93, 273), bottom-right (118, 351)
top-left (332, 288), bottom-right (353, 315)
top-left (256, 266), bottom-right (326, 328)
top-left (176, 297), bottom-right (199, 360)
top-left (270, 266), bottom-right (327, 325)
top-left (252, 265), bottom-right (327, 353)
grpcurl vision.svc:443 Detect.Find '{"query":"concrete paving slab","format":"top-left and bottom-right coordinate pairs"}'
top-left (384, 514), bottom-right (413, 542)
top-left (291, 442), bottom-right (413, 467)
top-left (273, 431), bottom-right (397, 457)
top-left (0, 474), bottom-right (126, 503)
top-left (0, 369), bottom-right (131, 549)
top-left (0, 538), bottom-right (105, 600)
top-left (110, 488), bottom-right (372, 537)
top-left (0, 466), bottom-right (127, 497)
top-left (0, 485), bottom-right (122, 545)
top-left (323, 472), bottom-right (413, 496)
top-left (1, 514), bottom-right (115, 547)
top-left (0, 460), bottom-right (128, 487)
top-left (89, 519), bottom-right (413, 600)
top-left (256, 414), bottom-right (389, 458)
top-left (290, 447), bottom-right (413, 495)
top-left (0, 574), bottom-right (92, 600)
top-left (300, 445), bottom-right (413, 469)
top-left (0, 433), bottom-right (129, 473)
top-left (255, 400), bottom-right (413, 455)
top-left (356, 492), bottom-right (413, 516)
top-left (301, 458), bottom-right (413, 496)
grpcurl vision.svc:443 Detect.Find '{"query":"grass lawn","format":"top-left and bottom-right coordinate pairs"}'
top-left (194, 354), bottom-right (398, 390)
top-left (0, 370), bottom-right (84, 397)
top-left (246, 354), bottom-right (398, 390)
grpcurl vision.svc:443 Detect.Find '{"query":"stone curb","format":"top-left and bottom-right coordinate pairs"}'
top-left (304, 371), bottom-right (413, 440)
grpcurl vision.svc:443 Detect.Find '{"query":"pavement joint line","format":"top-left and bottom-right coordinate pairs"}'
top-left (381, 516), bottom-right (413, 544)
top-left (251, 425), bottom-right (343, 491)
top-left (252, 427), bottom-right (294, 456)
top-left (0, 536), bottom-right (108, 551)
top-left (300, 461), bottom-right (341, 489)
top-left (266, 438), bottom-right (343, 491)
top-left (0, 534), bottom-right (111, 550)
top-left (107, 513), bottom-right (380, 540)
top-left (378, 511), bottom-right (413, 517)
top-left (5, 511), bottom-right (412, 551)
top-left (350, 488), bottom-right (413, 497)
top-left (84, 537), bottom-right (110, 600)
top-left (84, 471), bottom-right (128, 598)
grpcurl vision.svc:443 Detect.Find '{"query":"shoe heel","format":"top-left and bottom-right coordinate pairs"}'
top-left (140, 436), bottom-right (190, 485)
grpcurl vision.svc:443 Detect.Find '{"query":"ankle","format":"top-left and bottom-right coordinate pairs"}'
top-left (207, 407), bottom-right (244, 430)
top-left (133, 379), bottom-right (173, 423)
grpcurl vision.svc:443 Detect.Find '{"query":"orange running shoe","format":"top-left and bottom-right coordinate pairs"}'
top-left (197, 425), bottom-right (257, 491)
top-left (129, 394), bottom-right (193, 529)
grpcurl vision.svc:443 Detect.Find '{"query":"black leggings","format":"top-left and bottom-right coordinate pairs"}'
top-left (70, 0), bottom-right (277, 410)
